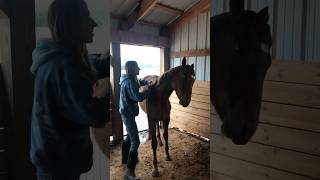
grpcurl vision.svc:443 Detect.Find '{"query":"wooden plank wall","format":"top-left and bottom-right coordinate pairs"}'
top-left (169, 80), bottom-right (210, 138)
top-left (169, 2), bottom-right (210, 138)
top-left (210, 60), bottom-right (320, 180)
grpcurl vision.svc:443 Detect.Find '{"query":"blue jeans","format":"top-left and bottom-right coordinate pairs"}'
top-left (36, 167), bottom-right (80, 180)
top-left (121, 115), bottom-right (140, 169)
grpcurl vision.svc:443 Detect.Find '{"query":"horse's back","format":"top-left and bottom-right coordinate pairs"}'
top-left (139, 75), bottom-right (159, 114)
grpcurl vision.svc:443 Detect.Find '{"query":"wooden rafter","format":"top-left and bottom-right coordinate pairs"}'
top-left (111, 29), bottom-right (169, 48)
top-left (171, 49), bottom-right (210, 58)
top-left (0, 0), bottom-right (9, 16)
top-left (154, 3), bottom-right (183, 16)
top-left (127, 0), bottom-right (158, 29)
top-left (168, 0), bottom-right (210, 31)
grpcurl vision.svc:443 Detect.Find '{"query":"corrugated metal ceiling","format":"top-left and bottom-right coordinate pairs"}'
top-left (111, 0), bottom-right (201, 25)
top-left (111, 0), bottom-right (139, 18)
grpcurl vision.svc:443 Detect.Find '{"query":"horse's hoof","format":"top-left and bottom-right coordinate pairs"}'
top-left (159, 142), bottom-right (163, 146)
top-left (152, 169), bottom-right (160, 177)
top-left (165, 156), bottom-right (172, 161)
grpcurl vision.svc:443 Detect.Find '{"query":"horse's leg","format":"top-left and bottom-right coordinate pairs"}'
top-left (163, 117), bottom-right (171, 161)
top-left (157, 121), bottom-right (163, 146)
top-left (150, 121), bottom-right (160, 177)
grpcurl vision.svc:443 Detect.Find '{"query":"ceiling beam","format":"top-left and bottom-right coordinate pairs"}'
top-left (171, 49), bottom-right (210, 58)
top-left (111, 29), bottom-right (169, 48)
top-left (127, 0), bottom-right (158, 29)
top-left (168, 0), bottom-right (210, 31)
top-left (154, 3), bottom-right (183, 16)
top-left (0, 0), bottom-right (9, 16)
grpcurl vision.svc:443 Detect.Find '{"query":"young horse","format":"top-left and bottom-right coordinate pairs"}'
top-left (211, 0), bottom-right (272, 145)
top-left (139, 57), bottom-right (195, 177)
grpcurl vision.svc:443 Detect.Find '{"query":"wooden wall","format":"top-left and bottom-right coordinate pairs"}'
top-left (210, 60), bottom-right (320, 180)
top-left (168, 1), bottom-right (210, 138)
top-left (169, 81), bottom-right (210, 138)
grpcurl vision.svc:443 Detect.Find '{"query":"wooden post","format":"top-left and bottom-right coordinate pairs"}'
top-left (160, 47), bottom-right (170, 74)
top-left (0, 9), bottom-right (10, 180)
top-left (110, 42), bottom-right (123, 144)
top-left (4, 0), bottom-right (36, 179)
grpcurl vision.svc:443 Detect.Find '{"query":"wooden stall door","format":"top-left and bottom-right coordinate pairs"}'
top-left (211, 60), bottom-right (320, 180)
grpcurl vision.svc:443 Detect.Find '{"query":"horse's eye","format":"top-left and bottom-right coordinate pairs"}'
top-left (260, 43), bottom-right (270, 54)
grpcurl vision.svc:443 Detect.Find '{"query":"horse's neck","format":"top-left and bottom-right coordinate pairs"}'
top-left (156, 75), bottom-right (175, 99)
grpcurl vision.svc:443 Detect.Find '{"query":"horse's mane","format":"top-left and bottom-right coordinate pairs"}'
top-left (158, 66), bottom-right (182, 85)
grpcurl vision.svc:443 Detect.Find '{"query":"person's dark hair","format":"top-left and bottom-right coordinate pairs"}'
top-left (125, 61), bottom-right (138, 76)
top-left (48, 0), bottom-right (88, 59)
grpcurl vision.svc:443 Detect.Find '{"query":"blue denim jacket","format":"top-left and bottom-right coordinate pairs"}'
top-left (119, 75), bottom-right (149, 117)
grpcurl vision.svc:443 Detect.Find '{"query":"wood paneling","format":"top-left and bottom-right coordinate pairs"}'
top-left (266, 60), bottom-right (320, 85)
top-left (263, 81), bottom-right (320, 108)
top-left (171, 49), bottom-right (210, 58)
top-left (260, 102), bottom-right (320, 132)
top-left (212, 134), bottom-right (320, 179)
top-left (211, 153), bottom-right (313, 180)
top-left (170, 80), bottom-right (210, 138)
top-left (213, 117), bottom-right (320, 156)
top-left (211, 172), bottom-right (241, 180)
top-left (211, 60), bottom-right (320, 179)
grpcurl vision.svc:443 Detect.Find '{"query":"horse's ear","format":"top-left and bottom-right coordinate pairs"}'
top-left (191, 64), bottom-right (194, 69)
top-left (182, 57), bottom-right (187, 66)
top-left (230, 0), bottom-right (244, 15)
top-left (258, 6), bottom-right (269, 24)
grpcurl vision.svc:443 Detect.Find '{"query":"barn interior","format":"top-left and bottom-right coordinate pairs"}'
top-left (210, 1), bottom-right (320, 180)
top-left (109, 0), bottom-right (211, 179)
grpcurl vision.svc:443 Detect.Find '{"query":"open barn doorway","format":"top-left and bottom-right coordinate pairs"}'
top-left (120, 44), bottom-right (161, 136)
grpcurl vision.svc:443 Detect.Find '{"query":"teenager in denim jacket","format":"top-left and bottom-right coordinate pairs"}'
top-left (30, 0), bottom-right (108, 179)
top-left (119, 61), bottom-right (150, 180)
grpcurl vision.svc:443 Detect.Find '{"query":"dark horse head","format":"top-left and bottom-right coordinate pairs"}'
top-left (170, 57), bottom-right (195, 107)
top-left (210, 0), bottom-right (272, 144)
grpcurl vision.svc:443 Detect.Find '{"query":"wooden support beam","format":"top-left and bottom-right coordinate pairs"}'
top-left (0, 0), bottom-right (9, 16)
top-left (127, 0), bottom-right (158, 29)
top-left (154, 3), bottom-right (183, 16)
top-left (168, 0), bottom-right (210, 31)
top-left (110, 43), bottom-right (123, 143)
top-left (171, 49), bottom-right (210, 58)
top-left (111, 29), bottom-right (169, 48)
top-left (3, 0), bottom-right (36, 179)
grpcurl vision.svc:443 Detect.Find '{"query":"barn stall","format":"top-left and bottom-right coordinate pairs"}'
top-left (109, 0), bottom-right (211, 179)
top-left (210, 0), bottom-right (320, 179)
top-left (0, 0), bottom-right (110, 179)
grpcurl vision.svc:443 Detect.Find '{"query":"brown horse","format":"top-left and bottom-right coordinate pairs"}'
top-left (139, 57), bottom-right (195, 177)
top-left (210, 0), bottom-right (272, 145)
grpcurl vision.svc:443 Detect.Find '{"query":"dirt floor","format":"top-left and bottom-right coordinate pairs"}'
top-left (110, 128), bottom-right (210, 180)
